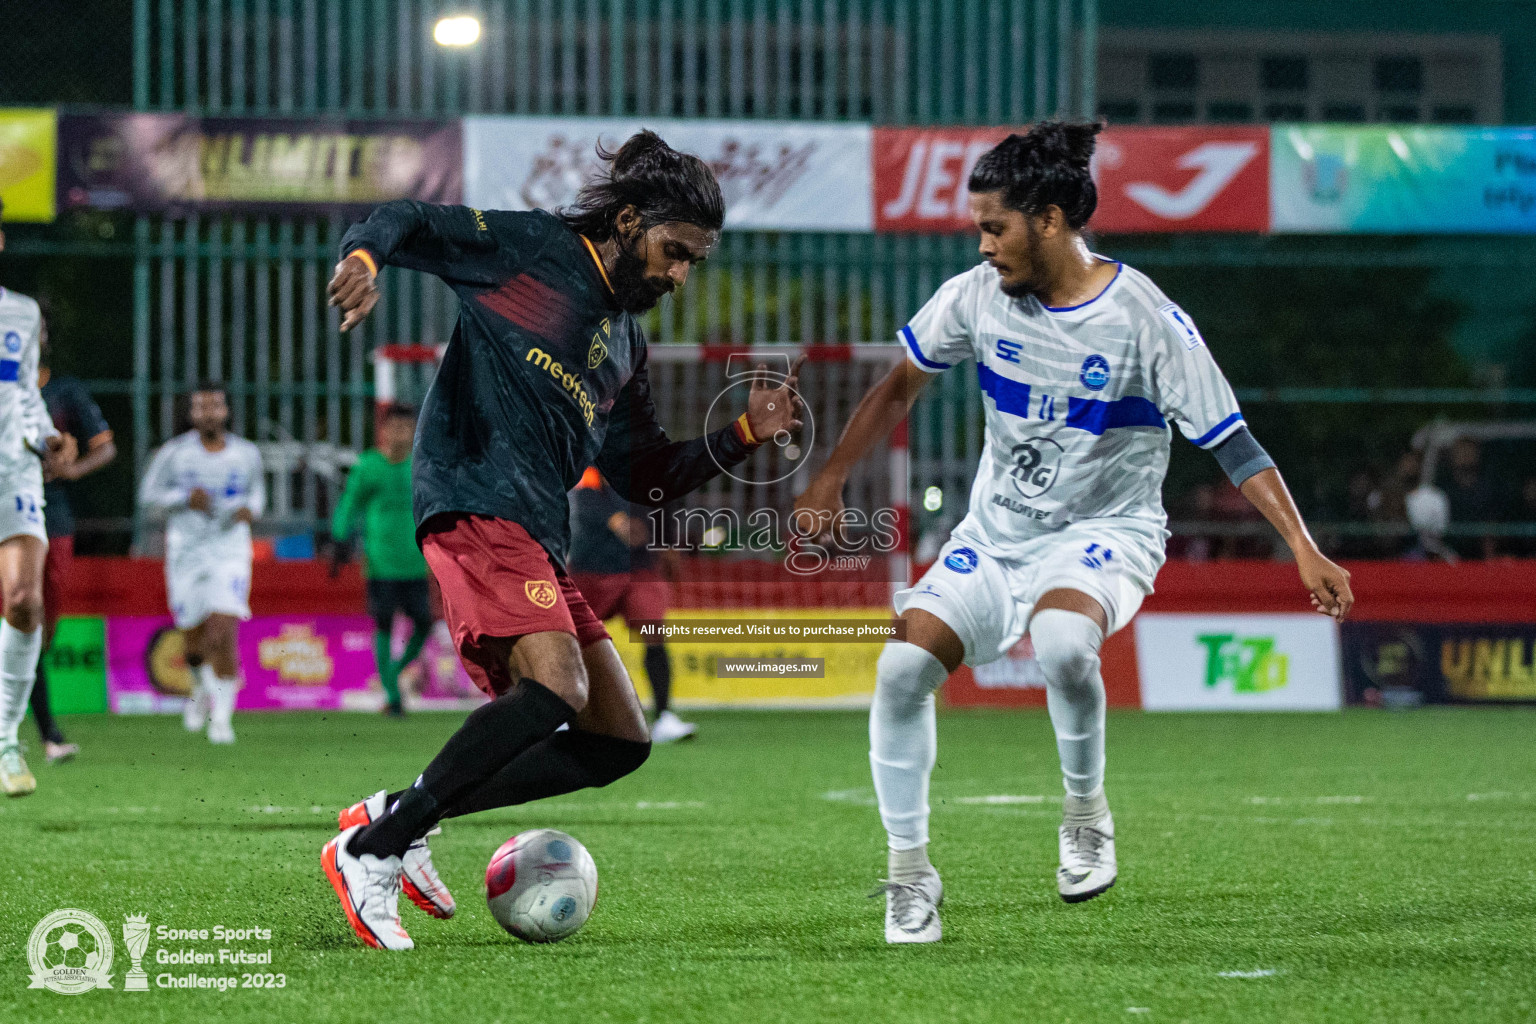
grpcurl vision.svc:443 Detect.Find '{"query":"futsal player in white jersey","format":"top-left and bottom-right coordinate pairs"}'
top-left (0, 201), bottom-right (71, 795)
top-left (796, 122), bottom-right (1355, 943)
top-left (138, 382), bottom-right (265, 745)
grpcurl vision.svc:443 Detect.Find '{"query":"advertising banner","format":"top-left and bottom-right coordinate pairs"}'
top-left (872, 125), bottom-right (1269, 234)
top-left (106, 615), bottom-right (484, 713)
top-left (0, 108), bottom-right (57, 223)
top-left (43, 615), bottom-right (107, 714)
top-left (1342, 622), bottom-right (1536, 703)
top-left (607, 607), bottom-right (884, 707)
top-left (1271, 125), bottom-right (1536, 234)
top-left (463, 116), bottom-right (872, 231)
top-left (56, 113), bottom-right (462, 214)
top-left (1134, 613), bottom-right (1341, 711)
top-left (942, 629), bottom-right (1142, 709)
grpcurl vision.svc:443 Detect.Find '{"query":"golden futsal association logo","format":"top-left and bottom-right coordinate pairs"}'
top-left (27, 909), bottom-right (115, 995)
top-left (524, 580), bottom-right (558, 609)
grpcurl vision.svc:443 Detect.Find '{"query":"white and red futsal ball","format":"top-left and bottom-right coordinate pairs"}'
top-left (484, 829), bottom-right (598, 943)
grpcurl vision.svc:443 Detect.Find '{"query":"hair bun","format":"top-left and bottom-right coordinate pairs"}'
top-left (1025, 120), bottom-right (1102, 169)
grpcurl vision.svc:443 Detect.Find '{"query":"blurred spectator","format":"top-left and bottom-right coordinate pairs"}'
top-left (1165, 483), bottom-right (1215, 561)
top-left (1336, 467), bottom-right (1379, 559)
top-left (1405, 482), bottom-right (1457, 563)
top-left (1439, 438), bottom-right (1497, 559)
top-left (1366, 451), bottom-right (1420, 558)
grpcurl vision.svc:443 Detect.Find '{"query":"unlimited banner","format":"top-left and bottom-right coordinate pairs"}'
top-left (872, 125), bottom-right (1269, 234)
top-left (56, 113), bottom-right (462, 214)
top-left (1271, 125), bottom-right (1536, 234)
top-left (1342, 622), bottom-right (1536, 703)
top-left (463, 116), bottom-right (873, 231)
top-left (0, 108), bottom-right (57, 223)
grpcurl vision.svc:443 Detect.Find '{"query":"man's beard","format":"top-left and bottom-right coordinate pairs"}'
top-left (609, 236), bottom-right (673, 313)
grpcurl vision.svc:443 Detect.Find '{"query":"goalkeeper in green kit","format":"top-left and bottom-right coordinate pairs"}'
top-left (332, 403), bottom-right (433, 717)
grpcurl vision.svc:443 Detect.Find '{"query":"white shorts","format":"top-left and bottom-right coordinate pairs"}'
top-left (167, 560), bottom-right (253, 629)
top-left (895, 520), bottom-right (1162, 667)
top-left (0, 487), bottom-right (47, 545)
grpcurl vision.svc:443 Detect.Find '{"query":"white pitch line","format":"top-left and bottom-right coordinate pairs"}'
top-left (1218, 969), bottom-right (1277, 979)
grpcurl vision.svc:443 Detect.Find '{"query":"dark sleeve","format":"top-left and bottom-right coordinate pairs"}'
top-left (338, 201), bottom-right (515, 286)
top-left (594, 355), bottom-right (760, 507)
top-left (65, 380), bottom-right (112, 444)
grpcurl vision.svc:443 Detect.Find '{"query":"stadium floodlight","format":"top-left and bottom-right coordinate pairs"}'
top-left (433, 15), bottom-right (481, 47)
top-left (923, 486), bottom-right (943, 512)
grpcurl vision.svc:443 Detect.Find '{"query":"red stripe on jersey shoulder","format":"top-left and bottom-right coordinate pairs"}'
top-left (477, 273), bottom-right (578, 340)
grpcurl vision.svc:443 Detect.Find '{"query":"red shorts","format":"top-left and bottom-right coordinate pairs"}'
top-left (567, 571), bottom-right (670, 628)
top-left (421, 513), bottom-right (609, 698)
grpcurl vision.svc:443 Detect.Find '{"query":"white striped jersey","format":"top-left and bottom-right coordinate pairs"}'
top-left (139, 430), bottom-right (265, 574)
top-left (0, 285), bottom-right (58, 490)
top-left (902, 258), bottom-right (1243, 558)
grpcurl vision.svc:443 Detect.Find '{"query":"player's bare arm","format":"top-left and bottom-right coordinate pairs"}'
top-left (794, 357), bottom-right (932, 532)
top-left (1238, 466), bottom-right (1354, 621)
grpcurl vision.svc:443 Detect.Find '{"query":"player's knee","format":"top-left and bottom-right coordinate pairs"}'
top-left (2, 583), bottom-right (43, 632)
top-left (875, 642), bottom-right (947, 711)
top-left (579, 732), bottom-right (651, 787)
top-left (1029, 609), bottom-right (1103, 690)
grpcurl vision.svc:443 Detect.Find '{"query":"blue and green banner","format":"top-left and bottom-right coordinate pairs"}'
top-left (1271, 125), bottom-right (1536, 234)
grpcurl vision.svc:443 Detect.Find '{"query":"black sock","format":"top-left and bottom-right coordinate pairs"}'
top-left (348, 677), bottom-right (576, 859)
top-left (439, 730), bottom-right (651, 819)
top-left (644, 644), bottom-right (672, 715)
top-left (30, 663), bottom-right (65, 745)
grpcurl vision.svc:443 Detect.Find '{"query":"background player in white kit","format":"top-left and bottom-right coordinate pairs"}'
top-left (138, 382), bottom-right (264, 745)
top-left (0, 199), bottom-right (71, 795)
top-left (796, 122), bottom-right (1355, 943)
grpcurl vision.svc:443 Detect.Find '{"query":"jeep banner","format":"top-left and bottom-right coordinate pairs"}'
top-left (1134, 613), bottom-right (1342, 711)
top-left (463, 116), bottom-right (873, 231)
top-left (872, 125), bottom-right (1270, 234)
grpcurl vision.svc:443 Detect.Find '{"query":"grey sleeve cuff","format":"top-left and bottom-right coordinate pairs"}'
top-left (1211, 425), bottom-right (1276, 487)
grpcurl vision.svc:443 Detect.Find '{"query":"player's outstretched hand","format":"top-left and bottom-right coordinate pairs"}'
top-left (1297, 548), bottom-right (1353, 622)
top-left (744, 355), bottom-right (806, 445)
top-left (328, 254), bottom-right (380, 332)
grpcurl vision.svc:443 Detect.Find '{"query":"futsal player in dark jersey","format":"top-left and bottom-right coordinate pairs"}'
top-left (35, 320), bottom-right (116, 763)
top-left (322, 131), bottom-right (805, 950)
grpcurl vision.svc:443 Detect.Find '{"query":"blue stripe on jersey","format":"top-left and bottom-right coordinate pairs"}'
top-left (1188, 411), bottom-right (1245, 448)
top-left (901, 325), bottom-right (952, 371)
top-left (1065, 395), bottom-right (1167, 435)
top-left (0, 360), bottom-right (18, 382)
top-left (976, 364), bottom-right (1033, 418)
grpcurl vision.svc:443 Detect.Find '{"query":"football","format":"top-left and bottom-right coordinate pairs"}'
top-left (484, 829), bottom-right (598, 943)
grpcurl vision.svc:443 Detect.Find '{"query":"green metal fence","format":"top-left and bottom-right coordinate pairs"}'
top-left (127, 0), bottom-right (1098, 538)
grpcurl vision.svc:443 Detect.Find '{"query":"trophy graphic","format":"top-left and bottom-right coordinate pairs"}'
top-left (122, 914), bottom-right (150, 992)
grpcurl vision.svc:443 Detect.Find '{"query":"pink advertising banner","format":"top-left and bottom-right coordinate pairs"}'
top-left (106, 615), bottom-right (487, 714)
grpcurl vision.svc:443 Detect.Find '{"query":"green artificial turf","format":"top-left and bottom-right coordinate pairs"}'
top-left (1, 708), bottom-right (1532, 1023)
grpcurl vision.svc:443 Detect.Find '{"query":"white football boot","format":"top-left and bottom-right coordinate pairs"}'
top-left (182, 684), bottom-right (210, 732)
top-left (338, 790), bottom-right (455, 919)
top-left (0, 744), bottom-right (36, 797)
top-left (878, 867), bottom-right (943, 944)
top-left (1058, 812), bottom-right (1117, 903)
top-left (322, 824), bottom-right (414, 950)
top-left (650, 710), bottom-right (697, 744)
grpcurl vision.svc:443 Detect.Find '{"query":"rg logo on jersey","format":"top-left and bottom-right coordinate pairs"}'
top-left (1009, 439), bottom-right (1063, 499)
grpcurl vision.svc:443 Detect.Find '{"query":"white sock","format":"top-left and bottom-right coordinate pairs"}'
top-left (888, 844), bottom-right (932, 884)
top-left (0, 620), bottom-right (43, 748)
top-left (206, 670), bottom-right (240, 726)
top-left (870, 642), bottom-right (949, 852)
top-left (1029, 609), bottom-right (1107, 800)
